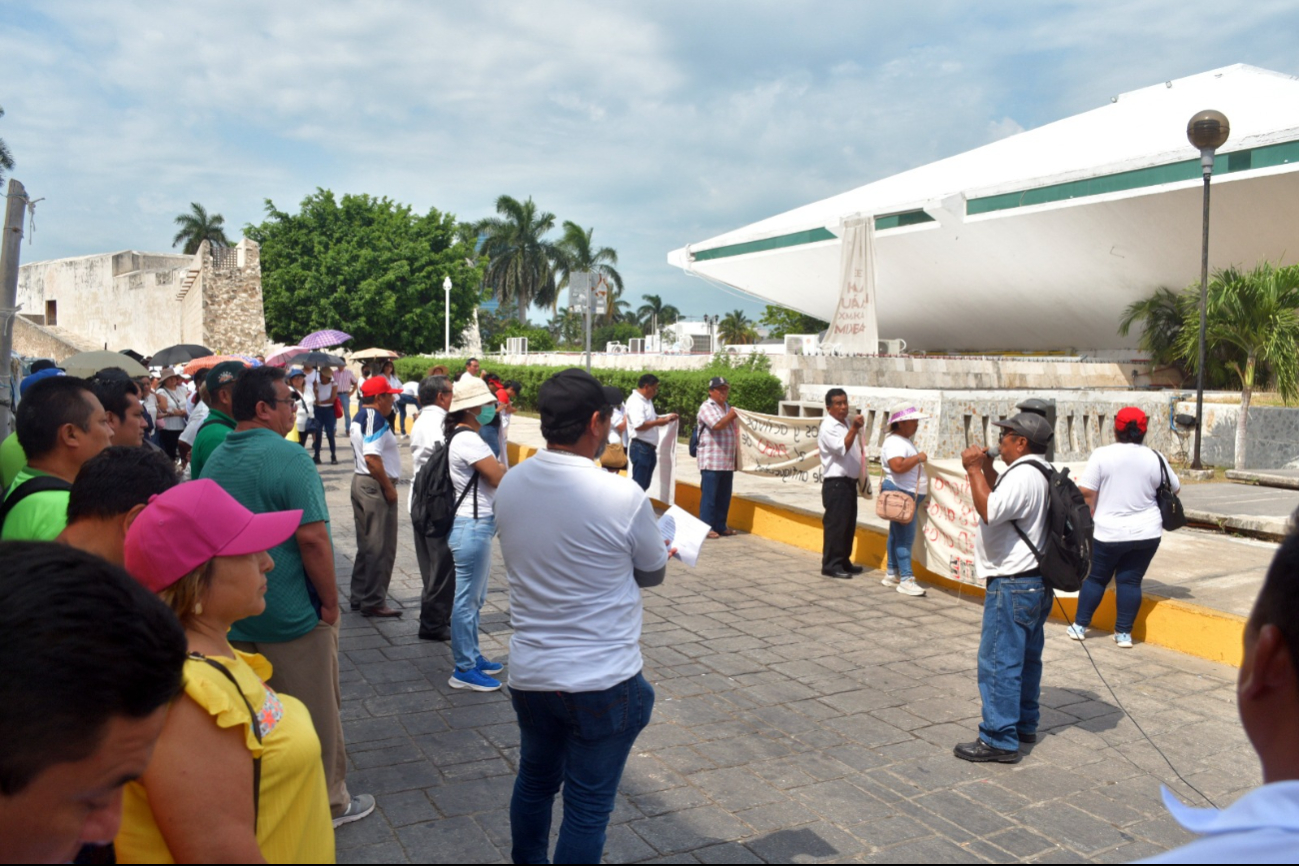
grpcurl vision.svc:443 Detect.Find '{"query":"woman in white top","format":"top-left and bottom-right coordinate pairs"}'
top-left (1069, 407), bottom-right (1180, 648)
top-left (154, 367), bottom-right (190, 462)
top-left (444, 375), bottom-right (508, 693)
top-left (602, 384), bottom-right (629, 473)
top-left (288, 369), bottom-right (311, 447)
top-left (311, 366), bottom-right (339, 464)
top-left (380, 360), bottom-right (404, 434)
top-left (879, 402), bottom-right (929, 597)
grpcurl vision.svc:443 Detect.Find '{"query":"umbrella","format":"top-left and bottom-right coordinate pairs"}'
top-left (266, 345), bottom-right (307, 367)
top-left (286, 351), bottom-right (347, 367)
top-left (349, 347), bottom-right (400, 360)
top-left (119, 349), bottom-right (146, 363)
top-left (151, 344), bottom-right (214, 365)
top-left (234, 354), bottom-right (263, 367)
top-left (62, 351), bottom-right (150, 378)
top-left (182, 355), bottom-right (250, 377)
top-left (299, 330), bottom-right (352, 350)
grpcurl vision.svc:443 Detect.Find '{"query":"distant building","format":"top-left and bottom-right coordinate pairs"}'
top-left (15, 238), bottom-right (268, 359)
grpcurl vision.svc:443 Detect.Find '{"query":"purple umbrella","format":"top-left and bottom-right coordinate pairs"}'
top-left (300, 329), bottom-right (352, 349)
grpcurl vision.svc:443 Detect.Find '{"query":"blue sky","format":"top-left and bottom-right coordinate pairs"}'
top-left (2, 1), bottom-right (1297, 328)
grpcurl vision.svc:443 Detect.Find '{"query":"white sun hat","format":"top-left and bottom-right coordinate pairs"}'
top-left (887, 402), bottom-right (930, 426)
top-left (449, 375), bottom-right (496, 413)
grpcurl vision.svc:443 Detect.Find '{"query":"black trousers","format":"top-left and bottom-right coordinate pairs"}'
top-left (821, 477), bottom-right (858, 571)
top-left (413, 527), bottom-right (456, 635)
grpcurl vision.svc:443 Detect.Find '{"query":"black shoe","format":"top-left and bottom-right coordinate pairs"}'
top-left (1019, 732), bottom-right (1037, 744)
top-left (821, 569), bottom-right (853, 579)
top-left (313, 456), bottom-right (322, 465)
top-left (350, 603), bottom-right (361, 611)
top-left (845, 564), bottom-right (865, 574)
top-left (954, 739), bottom-right (1021, 763)
top-left (419, 629), bottom-right (451, 641)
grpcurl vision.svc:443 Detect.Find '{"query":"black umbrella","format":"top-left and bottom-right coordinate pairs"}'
top-left (119, 349), bottom-right (146, 364)
top-left (152, 344), bottom-right (214, 365)
top-left (285, 351), bottom-right (347, 367)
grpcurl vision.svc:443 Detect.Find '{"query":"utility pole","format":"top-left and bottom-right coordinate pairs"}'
top-left (0, 179), bottom-right (26, 436)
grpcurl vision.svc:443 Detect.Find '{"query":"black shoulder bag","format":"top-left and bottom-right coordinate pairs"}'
top-left (1154, 451), bottom-right (1187, 531)
top-left (190, 653), bottom-right (262, 830)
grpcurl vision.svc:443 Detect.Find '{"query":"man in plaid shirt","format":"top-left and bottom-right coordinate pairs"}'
top-left (696, 376), bottom-right (739, 538)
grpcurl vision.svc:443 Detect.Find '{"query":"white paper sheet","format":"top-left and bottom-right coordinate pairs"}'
top-left (658, 504), bottom-right (709, 568)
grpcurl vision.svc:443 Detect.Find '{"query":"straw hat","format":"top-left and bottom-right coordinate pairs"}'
top-left (449, 375), bottom-right (496, 413)
top-left (887, 402), bottom-right (929, 426)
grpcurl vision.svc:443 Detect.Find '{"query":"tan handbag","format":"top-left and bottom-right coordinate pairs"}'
top-left (875, 457), bottom-right (921, 524)
top-left (600, 440), bottom-right (629, 470)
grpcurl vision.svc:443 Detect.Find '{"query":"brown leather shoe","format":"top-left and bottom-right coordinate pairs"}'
top-left (362, 606), bottom-right (403, 618)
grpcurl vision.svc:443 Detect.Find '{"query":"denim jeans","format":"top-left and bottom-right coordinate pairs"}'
top-left (510, 672), bottom-right (654, 864)
top-left (479, 423), bottom-right (501, 458)
top-left (629, 439), bottom-right (656, 491)
top-left (1075, 537), bottom-right (1161, 633)
top-left (977, 575), bottom-right (1054, 750)
top-left (312, 405), bottom-right (336, 459)
top-left (340, 393), bottom-right (352, 429)
top-left (397, 394), bottom-right (418, 435)
top-left (882, 479), bottom-right (926, 578)
top-left (699, 469), bottom-right (734, 533)
top-left (448, 515), bottom-right (496, 672)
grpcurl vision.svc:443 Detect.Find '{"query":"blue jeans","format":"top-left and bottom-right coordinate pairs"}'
top-left (479, 423), bottom-right (501, 458)
top-left (699, 469), bottom-right (734, 533)
top-left (1075, 537), bottom-right (1161, 633)
top-left (340, 393), bottom-right (352, 429)
top-left (882, 479), bottom-right (925, 578)
top-left (629, 439), bottom-right (656, 491)
top-left (448, 515), bottom-right (496, 672)
top-left (397, 394), bottom-right (418, 434)
top-left (510, 672), bottom-right (654, 864)
top-left (977, 575), bottom-right (1054, 750)
top-left (312, 405), bottom-right (336, 459)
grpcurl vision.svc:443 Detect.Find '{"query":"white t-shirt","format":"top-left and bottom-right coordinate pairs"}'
top-left (1079, 443), bottom-right (1179, 543)
top-left (881, 434), bottom-right (928, 495)
top-left (179, 401), bottom-right (210, 446)
top-left (350, 407), bottom-right (401, 480)
top-left (408, 406), bottom-right (446, 513)
top-left (402, 381), bottom-right (420, 398)
top-left (495, 448), bottom-right (669, 692)
top-left (450, 427), bottom-right (497, 518)
top-left (976, 455), bottom-right (1051, 578)
top-left (818, 417), bottom-right (862, 480)
top-left (609, 405), bottom-right (629, 447)
top-left (625, 390), bottom-right (659, 444)
top-left (303, 370), bottom-right (319, 405)
top-left (314, 379), bottom-right (338, 404)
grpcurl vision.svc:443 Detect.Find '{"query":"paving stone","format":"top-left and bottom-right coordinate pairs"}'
top-left (687, 767), bottom-right (788, 812)
top-left (744, 822), bottom-right (866, 863)
top-left (1016, 803), bottom-right (1136, 854)
top-left (395, 816), bottom-right (503, 863)
top-left (427, 775), bottom-right (515, 817)
top-left (861, 835), bottom-right (989, 863)
top-left (630, 806), bottom-right (754, 855)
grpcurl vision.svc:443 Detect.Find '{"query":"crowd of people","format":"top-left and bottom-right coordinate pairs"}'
top-left (2, 353), bottom-right (1293, 864)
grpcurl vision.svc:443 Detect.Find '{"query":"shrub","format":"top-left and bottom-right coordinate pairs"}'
top-left (394, 356), bottom-right (784, 423)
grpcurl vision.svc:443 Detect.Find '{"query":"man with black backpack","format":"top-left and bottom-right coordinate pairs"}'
top-left (955, 411), bottom-right (1060, 764)
top-left (409, 374), bottom-right (455, 641)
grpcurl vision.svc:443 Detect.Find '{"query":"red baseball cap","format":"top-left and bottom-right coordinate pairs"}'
top-left (360, 376), bottom-right (402, 398)
top-left (1115, 406), bottom-right (1148, 433)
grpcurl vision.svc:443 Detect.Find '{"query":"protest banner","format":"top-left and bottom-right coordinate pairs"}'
top-left (916, 458), bottom-right (983, 586)
top-left (634, 418), bottom-right (678, 505)
top-left (734, 409), bottom-right (824, 483)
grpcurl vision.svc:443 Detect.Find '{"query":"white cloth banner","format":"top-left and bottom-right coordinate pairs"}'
top-left (915, 459), bottom-right (984, 586)
top-left (630, 419), bottom-right (679, 505)
top-left (827, 216), bottom-right (880, 354)
top-left (734, 410), bottom-right (824, 482)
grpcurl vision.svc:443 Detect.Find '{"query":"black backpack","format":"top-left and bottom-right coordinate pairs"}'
top-left (1001, 460), bottom-right (1094, 593)
top-left (411, 427), bottom-right (480, 539)
top-left (0, 475), bottom-right (73, 531)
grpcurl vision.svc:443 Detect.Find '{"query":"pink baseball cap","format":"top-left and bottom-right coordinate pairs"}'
top-left (124, 479), bottom-right (303, 593)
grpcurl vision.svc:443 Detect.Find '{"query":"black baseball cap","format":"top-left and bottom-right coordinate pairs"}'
top-left (30, 358), bottom-right (61, 373)
top-left (992, 412), bottom-right (1055, 446)
top-left (708, 376), bottom-right (730, 390)
top-left (539, 368), bottom-right (609, 429)
top-left (601, 385), bottom-right (624, 407)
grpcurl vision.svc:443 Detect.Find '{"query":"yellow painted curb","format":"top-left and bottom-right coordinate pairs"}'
top-left (506, 442), bottom-right (1245, 667)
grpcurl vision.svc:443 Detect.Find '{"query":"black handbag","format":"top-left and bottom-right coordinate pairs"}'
top-left (1155, 452), bottom-right (1187, 531)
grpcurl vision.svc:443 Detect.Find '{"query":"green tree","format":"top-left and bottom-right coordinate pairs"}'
top-left (636, 294), bottom-right (681, 333)
top-left (245, 189), bottom-right (484, 355)
top-left (475, 196), bottom-right (561, 324)
top-left (172, 202), bottom-right (232, 254)
top-left (0, 106), bottom-right (13, 186)
top-left (489, 320), bottom-right (556, 353)
top-left (1170, 263), bottom-right (1299, 469)
top-left (759, 304), bottom-right (828, 339)
top-left (554, 221), bottom-right (624, 323)
top-left (592, 322), bottom-right (642, 351)
top-left (546, 309), bottom-right (585, 347)
top-left (718, 309), bottom-right (757, 345)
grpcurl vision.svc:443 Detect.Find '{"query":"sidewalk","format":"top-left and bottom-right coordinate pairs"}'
top-left (314, 425), bottom-right (1261, 863)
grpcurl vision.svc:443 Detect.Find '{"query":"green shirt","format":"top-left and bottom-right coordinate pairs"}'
top-left (0, 432), bottom-right (26, 492)
top-left (201, 428), bottom-right (331, 643)
top-left (2, 466), bottom-right (70, 541)
top-left (191, 409), bottom-right (237, 480)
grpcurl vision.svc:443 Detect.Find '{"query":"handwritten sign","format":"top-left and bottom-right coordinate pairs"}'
top-left (917, 459), bottom-right (983, 586)
top-left (734, 410), bottom-right (825, 483)
top-left (827, 216), bottom-right (879, 353)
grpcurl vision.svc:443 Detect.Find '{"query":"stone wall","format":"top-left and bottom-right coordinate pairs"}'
top-left (1177, 401), bottom-right (1299, 469)
top-left (188, 239), bottom-right (268, 355)
top-left (11, 316), bottom-right (101, 362)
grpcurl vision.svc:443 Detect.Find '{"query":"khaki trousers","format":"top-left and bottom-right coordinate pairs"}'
top-left (232, 619), bottom-right (350, 817)
top-left (351, 473), bottom-right (399, 612)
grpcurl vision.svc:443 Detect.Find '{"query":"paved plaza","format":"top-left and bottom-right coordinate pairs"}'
top-left (316, 453), bottom-right (1261, 864)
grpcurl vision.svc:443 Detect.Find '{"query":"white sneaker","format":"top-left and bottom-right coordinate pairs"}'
top-left (1066, 623), bottom-right (1087, 641)
top-left (1114, 632), bottom-right (1134, 648)
top-left (333, 793), bottom-right (376, 828)
top-left (896, 579), bottom-right (926, 597)
top-left (881, 573), bottom-right (900, 587)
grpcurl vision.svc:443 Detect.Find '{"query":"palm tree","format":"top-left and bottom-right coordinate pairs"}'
top-left (1118, 287), bottom-right (1192, 370)
top-left (0, 106), bottom-right (13, 186)
top-left (475, 196), bottom-right (561, 324)
top-left (554, 221), bottom-right (624, 323)
top-left (1171, 262), bottom-right (1299, 469)
top-left (172, 202), bottom-right (232, 254)
top-left (636, 294), bottom-right (681, 334)
top-left (719, 309), bottom-right (758, 345)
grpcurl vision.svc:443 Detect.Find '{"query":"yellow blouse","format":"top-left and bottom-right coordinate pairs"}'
top-left (116, 650), bottom-right (335, 864)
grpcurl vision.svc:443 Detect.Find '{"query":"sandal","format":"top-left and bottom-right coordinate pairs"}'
top-left (718, 529), bottom-right (738, 537)
top-left (707, 531), bottom-right (721, 539)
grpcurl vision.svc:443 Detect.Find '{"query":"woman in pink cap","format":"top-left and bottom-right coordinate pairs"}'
top-left (114, 479), bottom-right (335, 863)
top-left (880, 401), bottom-right (930, 598)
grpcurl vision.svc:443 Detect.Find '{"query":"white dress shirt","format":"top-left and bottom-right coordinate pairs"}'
top-left (976, 454), bottom-right (1051, 579)
top-left (818, 416), bottom-right (861, 480)
top-left (625, 390), bottom-right (659, 444)
top-left (1140, 782), bottom-right (1299, 864)
top-left (408, 405), bottom-right (447, 512)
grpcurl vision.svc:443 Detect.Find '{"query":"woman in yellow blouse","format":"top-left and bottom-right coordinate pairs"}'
top-left (114, 479), bottom-right (334, 864)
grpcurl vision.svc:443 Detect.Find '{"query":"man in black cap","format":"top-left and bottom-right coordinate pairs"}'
top-left (495, 368), bottom-right (669, 864)
top-left (190, 361), bottom-right (245, 479)
top-left (955, 411), bottom-right (1055, 764)
top-left (696, 376), bottom-right (739, 538)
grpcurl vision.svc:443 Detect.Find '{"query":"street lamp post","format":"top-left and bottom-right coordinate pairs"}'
top-left (443, 275), bottom-right (452, 355)
top-left (1186, 110), bottom-right (1230, 470)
